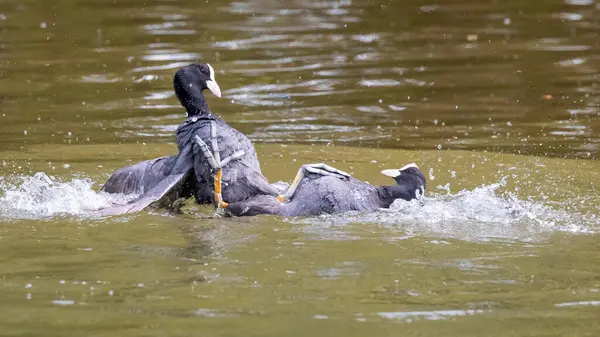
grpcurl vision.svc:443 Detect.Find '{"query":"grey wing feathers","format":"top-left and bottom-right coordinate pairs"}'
top-left (98, 155), bottom-right (194, 215)
top-left (101, 156), bottom-right (178, 195)
top-left (97, 172), bottom-right (191, 216)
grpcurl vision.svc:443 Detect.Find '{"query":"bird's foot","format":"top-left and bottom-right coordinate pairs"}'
top-left (193, 122), bottom-right (245, 210)
top-left (280, 163), bottom-right (352, 203)
top-left (302, 163), bottom-right (351, 180)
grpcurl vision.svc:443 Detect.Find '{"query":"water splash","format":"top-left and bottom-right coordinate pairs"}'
top-left (293, 178), bottom-right (598, 241)
top-left (0, 172), bottom-right (135, 220)
top-left (1, 173), bottom-right (597, 241)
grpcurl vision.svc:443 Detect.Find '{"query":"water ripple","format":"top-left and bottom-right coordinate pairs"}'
top-left (376, 309), bottom-right (485, 322)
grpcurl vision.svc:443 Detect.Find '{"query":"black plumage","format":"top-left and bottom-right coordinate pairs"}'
top-left (224, 164), bottom-right (426, 217)
top-left (100, 63), bottom-right (278, 214)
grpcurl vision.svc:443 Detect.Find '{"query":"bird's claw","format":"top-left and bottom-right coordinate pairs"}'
top-left (193, 122), bottom-right (245, 210)
top-left (303, 163), bottom-right (351, 180)
top-left (280, 163), bottom-right (352, 202)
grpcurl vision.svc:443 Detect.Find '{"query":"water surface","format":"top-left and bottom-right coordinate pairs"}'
top-left (1, 0), bottom-right (599, 336)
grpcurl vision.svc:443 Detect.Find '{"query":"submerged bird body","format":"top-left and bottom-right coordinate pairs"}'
top-left (226, 176), bottom-right (381, 217)
top-left (225, 164), bottom-right (426, 217)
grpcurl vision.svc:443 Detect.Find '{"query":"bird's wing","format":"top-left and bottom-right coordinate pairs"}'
top-left (98, 152), bottom-right (195, 215)
top-left (101, 156), bottom-right (178, 195)
top-left (97, 170), bottom-right (192, 216)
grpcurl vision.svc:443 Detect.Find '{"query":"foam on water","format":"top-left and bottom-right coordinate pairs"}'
top-left (293, 178), bottom-right (599, 241)
top-left (0, 172), bottom-right (135, 220)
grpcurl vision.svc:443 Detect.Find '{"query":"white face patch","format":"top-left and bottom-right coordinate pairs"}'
top-left (207, 63), bottom-right (216, 81)
top-left (381, 163), bottom-right (419, 178)
top-left (205, 63), bottom-right (222, 98)
top-left (381, 169), bottom-right (401, 178)
top-left (398, 162), bottom-right (419, 171)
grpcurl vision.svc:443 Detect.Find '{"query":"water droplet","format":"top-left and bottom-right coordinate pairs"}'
top-left (466, 34), bottom-right (478, 41)
top-left (25, 283), bottom-right (32, 289)
top-left (437, 144), bottom-right (442, 150)
top-left (428, 168), bottom-right (436, 180)
top-left (23, 130), bottom-right (27, 135)
top-left (63, 164), bottom-right (70, 169)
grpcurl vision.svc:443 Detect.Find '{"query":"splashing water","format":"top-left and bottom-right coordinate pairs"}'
top-left (293, 178), bottom-right (598, 242)
top-left (0, 173), bottom-right (597, 241)
top-left (0, 172), bottom-right (135, 219)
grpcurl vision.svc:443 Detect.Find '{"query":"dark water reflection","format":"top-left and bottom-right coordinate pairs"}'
top-left (1, 0), bottom-right (599, 158)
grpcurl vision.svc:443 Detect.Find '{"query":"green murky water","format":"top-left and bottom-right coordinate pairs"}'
top-left (1, 0), bottom-right (599, 336)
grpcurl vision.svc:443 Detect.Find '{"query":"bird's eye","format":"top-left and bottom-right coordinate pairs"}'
top-left (195, 65), bottom-right (210, 76)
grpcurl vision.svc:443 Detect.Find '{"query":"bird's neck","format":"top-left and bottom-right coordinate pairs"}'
top-left (175, 79), bottom-right (212, 116)
top-left (182, 91), bottom-right (212, 116)
top-left (376, 185), bottom-right (395, 208)
top-left (376, 184), bottom-right (413, 208)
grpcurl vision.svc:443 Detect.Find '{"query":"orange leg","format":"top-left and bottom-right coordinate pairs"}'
top-left (214, 169), bottom-right (228, 209)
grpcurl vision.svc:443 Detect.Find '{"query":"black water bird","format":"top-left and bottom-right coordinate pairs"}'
top-left (99, 63), bottom-right (282, 215)
top-left (196, 137), bottom-right (427, 217)
top-left (223, 163), bottom-right (426, 217)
